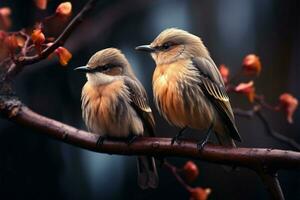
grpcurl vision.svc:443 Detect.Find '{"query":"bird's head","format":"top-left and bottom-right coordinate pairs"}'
top-left (75, 48), bottom-right (133, 85)
top-left (136, 28), bottom-right (209, 65)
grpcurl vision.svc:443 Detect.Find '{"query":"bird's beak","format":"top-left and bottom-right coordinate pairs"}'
top-left (135, 45), bottom-right (155, 53)
top-left (74, 66), bottom-right (91, 73)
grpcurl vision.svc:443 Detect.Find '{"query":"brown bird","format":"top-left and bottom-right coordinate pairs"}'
top-left (136, 28), bottom-right (242, 148)
top-left (75, 48), bottom-right (159, 189)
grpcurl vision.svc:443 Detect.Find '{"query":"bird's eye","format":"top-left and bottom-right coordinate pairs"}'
top-left (162, 42), bottom-right (171, 50)
top-left (161, 42), bottom-right (174, 50)
top-left (102, 64), bottom-right (111, 71)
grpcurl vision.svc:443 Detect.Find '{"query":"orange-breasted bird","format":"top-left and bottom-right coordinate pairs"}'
top-left (75, 48), bottom-right (159, 189)
top-left (136, 28), bottom-right (242, 148)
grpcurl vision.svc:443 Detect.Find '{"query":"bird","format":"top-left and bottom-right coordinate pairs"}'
top-left (135, 28), bottom-right (242, 148)
top-left (74, 48), bottom-right (159, 189)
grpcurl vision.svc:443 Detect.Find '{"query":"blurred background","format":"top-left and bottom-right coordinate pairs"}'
top-left (0, 0), bottom-right (299, 199)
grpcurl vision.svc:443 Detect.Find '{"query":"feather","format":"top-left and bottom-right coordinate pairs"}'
top-left (137, 156), bottom-right (159, 189)
top-left (192, 57), bottom-right (242, 142)
top-left (124, 77), bottom-right (156, 137)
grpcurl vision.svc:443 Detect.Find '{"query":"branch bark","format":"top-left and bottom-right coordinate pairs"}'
top-left (1, 97), bottom-right (300, 172)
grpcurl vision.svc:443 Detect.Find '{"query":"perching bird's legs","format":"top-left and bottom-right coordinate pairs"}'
top-left (197, 123), bottom-right (213, 150)
top-left (96, 135), bottom-right (107, 147)
top-left (171, 126), bottom-right (188, 145)
top-left (127, 134), bottom-right (139, 145)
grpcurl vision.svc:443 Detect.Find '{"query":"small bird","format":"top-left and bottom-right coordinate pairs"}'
top-left (136, 28), bottom-right (242, 148)
top-left (75, 48), bottom-right (159, 189)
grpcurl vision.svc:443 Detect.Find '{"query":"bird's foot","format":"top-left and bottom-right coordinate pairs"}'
top-left (171, 135), bottom-right (182, 145)
top-left (96, 136), bottom-right (106, 147)
top-left (197, 139), bottom-right (209, 151)
top-left (197, 124), bottom-right (213, 150)
top-left (127, 134), bottom-right (139, 145)
top-left (171, 126), bottom-right (187, 145)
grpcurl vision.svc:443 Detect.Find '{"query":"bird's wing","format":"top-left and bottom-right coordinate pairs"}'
top-left (124, 77), bottom-right (155, 137)
top-left (192, 57), bottom-right (242, 142)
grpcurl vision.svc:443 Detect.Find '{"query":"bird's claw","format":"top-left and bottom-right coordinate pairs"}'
top-left (171, 127), bottom-right (187, 145)
top-left (197, 140), bottom-right (208, 151)
top-left (197, 124), bottom-right (213, 150)
top-left (127, 135), bottom-right (138, 145)
top-left (96, 136), bottom-right (106, 147)
top-left (171, 135), bottom-right (181, 145)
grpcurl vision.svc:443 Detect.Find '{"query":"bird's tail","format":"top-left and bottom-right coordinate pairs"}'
top-left (137, 156), bottom-right (159, 189)
top-left (215, 131), bottom-right (238, 171)
top-left (215, 131), bottom-right (236, 147)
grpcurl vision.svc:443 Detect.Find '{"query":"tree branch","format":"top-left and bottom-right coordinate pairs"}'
top-left (1, 98), bottom-right (293, 199)
top-left (1, 97), bottom-right (300, 172)
top-left (5, 0), bottom-right (97, 80)
top-left (233, 107), bottom-right (257, 118)
top-left (256, 111), bottom-right (300, 151)
top-left (234, 107), bottom-right (300, 151)
top-left (257, 170), bottom-right (285, 200)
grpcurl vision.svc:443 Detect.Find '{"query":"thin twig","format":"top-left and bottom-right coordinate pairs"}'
top-left (164, 161), bottom-right (192, 191)
top-left (255, 95), bottom-right (280, 112)
top-left (234, 107), bottom-right (300, 151)
top-left (0, 57), bottom-right (12, 68)
top-left (66, 0), bottom-right (153, 52)
top-left (256, 111), bottom-right (300, 151)
top-left (5, 0), bottom-right (97, 80)
top-left (19, 30), bottom-right (31, 57)
top-left (257, 170), bottom-right (285, 200)
top-left (233, 108), bottom-right (256, 118)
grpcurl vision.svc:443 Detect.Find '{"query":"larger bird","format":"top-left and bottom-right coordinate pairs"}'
top-left (136, 28), bottom-right (242, 148)
top-left (75, 48), bottom-right (159, 189)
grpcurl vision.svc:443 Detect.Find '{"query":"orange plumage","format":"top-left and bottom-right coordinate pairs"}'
top-left (76, 48), bottom-right (159, 189)
top-left (153, 59), bottom-right (214, 130)
top-left (136, 28), bottom-right (242, 147)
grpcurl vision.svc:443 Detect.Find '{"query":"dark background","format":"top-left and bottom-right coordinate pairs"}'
top-left (0, 0), bottom-right (300, 199)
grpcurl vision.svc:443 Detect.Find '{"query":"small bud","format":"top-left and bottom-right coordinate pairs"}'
top-left (55, 46), bottom-right (72, 66)
top-left (15, 35), bottom-right (25, 48)
top-left (0, 7), bottom-right (11, 16)
top-left (182, 161), bottom-right (199, 183)
top-left (189, 187), bottom-right (211, 200)
top-left (56, 2), bottom-right (72, 17)
top-left (31, 28), bottom-right (45, 45)
top-left (235, 81), bottom-right (256, 103)
top-left (242, 54), bottom-right (261, 76)
top-left (0, 7), bottom-right (12, 31)
top-left (219, 64), bottom-right (230, 84)
top-left (0, 30), bottom-right (7, 41)
top-left (31, 28), bottom-right (45, 53)
top-left (4, 35), bottom-right (18, 51)
top-left (35, 0), bottom-right (48, 10)
top-left (279, 93), bottom-right (298, 124)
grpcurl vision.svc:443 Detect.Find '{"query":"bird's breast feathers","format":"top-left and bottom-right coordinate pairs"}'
top-left (152, 59), bottom-right (214, 129)
top-left (81, 79), bottom-right (143, 137)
